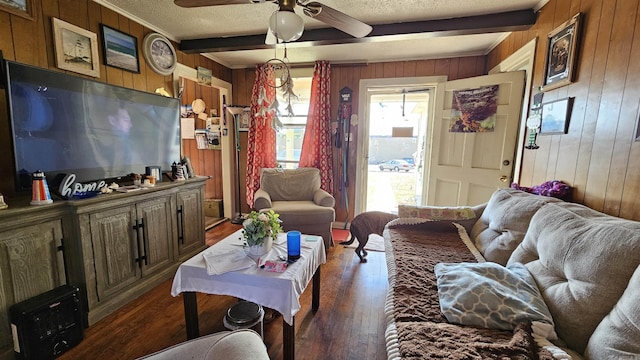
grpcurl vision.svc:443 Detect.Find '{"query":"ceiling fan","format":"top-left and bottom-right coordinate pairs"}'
top-left (173, 0), bottom-right (372, 43)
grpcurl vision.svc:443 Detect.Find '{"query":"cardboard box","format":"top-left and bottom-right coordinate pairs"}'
top-left (204, 199), bottom-right (223, 218)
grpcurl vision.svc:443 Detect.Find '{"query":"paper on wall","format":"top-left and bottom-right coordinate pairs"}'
top-left (181, 117), bottom-right (195, 139)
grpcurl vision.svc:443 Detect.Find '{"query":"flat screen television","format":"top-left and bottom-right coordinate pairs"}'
top-left (3, 60), bottom-right (181, 192)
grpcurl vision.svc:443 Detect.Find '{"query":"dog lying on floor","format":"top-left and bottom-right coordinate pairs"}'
top-left (340, 211), bottom-right (398, 263)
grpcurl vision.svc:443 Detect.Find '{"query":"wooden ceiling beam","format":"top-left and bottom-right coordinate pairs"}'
top-left (178, 9), bottom-right (536, 53)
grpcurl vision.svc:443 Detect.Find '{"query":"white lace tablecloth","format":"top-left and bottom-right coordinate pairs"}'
top-left (171, 230), bottom-right (326, 325)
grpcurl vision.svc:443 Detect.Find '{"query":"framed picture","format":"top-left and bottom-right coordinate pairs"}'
top-left (197, 66), bottom-right (212, 85)
top-left (237, 111), bottom-right (251, 131)
top-left (0, 0), bottom-right (35, 21)
top-left (142, 33), bottom-right (177, 76)
top-left (540, 97), bottom-right (573, 135)
top-left (52, 18), bottom-right (100, 77)
top-left (635, 109), bottom-right (640, 142)
top-left (100, 24), bottom-right (140, 73)
top-left (542, 13), bottom-right (581, 91)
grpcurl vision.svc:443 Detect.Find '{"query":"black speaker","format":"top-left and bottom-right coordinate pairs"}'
top-left (10, 285), bottom-right (84, 360)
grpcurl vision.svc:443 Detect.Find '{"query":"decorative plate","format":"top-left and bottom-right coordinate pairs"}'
top-left (142, 33), bottom-right (177, 76)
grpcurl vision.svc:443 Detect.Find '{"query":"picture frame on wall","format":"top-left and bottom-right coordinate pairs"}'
top-left (540, 97), bottom-right (573, 135)
top-left (100, 24), bottom-right (140, 73)
top-left (0, 0), bottom-right (35, 21)
top-left (542, 13), bottom-right (581, 91)
top-left (635, 109), bottom-right (640, 142)
top-left (237, 111), bottom-right (251, 131)
top-left (52, 18), bottom-right (101, 78)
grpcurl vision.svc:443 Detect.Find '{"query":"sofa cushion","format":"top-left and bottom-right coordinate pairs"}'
top-left (271, 200), bottom-right (335, 224)
top-left (469, 188), bottom-right (561, 265)
top-left (434, 262), bottom-right (555, 335)
top-left (508, 202), bottom-right (640, 355)
top-left (584, 265), bottom-right (640, 359)
top-left (398, 205), bottom-right (476, 221)
top-left (260, 168), bottom-right (320, 201)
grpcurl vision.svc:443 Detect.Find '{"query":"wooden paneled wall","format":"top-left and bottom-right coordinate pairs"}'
top-left (231, 57), bottom-right (486, 221)
top-left (488, 0), bottom-right (640, 221)
top-left (0, 0), bottom-right (231, 197)
top-left (180, 78), bottom-right (224, 199)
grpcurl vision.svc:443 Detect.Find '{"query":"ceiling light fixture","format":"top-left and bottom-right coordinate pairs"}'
top-left (269, 9), bottom-right (304, 42)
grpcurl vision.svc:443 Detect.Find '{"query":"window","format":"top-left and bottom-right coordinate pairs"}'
top-left (275, 74), bottom-right (312, 169)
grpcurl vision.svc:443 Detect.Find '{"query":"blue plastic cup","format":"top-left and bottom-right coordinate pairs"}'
top-left (287, 231), bottom-right (301, 262)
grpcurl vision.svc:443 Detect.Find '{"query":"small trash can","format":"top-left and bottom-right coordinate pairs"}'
top-left (223, 301), bottom-right (264, 340)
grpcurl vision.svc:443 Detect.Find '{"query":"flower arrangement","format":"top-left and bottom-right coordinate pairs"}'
top-left (242, 210), bottom-right (282, 246)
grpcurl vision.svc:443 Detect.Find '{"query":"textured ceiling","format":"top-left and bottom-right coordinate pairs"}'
top-left (94, 0), bottom-right (547, 69)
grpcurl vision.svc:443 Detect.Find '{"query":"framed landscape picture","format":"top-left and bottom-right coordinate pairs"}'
top-left (100, 24), bottom-right (140, 73)
top-left (52, 18), bottom-right (100, 78)
top-left (542, 13), bottom-right (581, 91)
top-left (540, 97), bottom-right (573, 135)
top-left (0, 0), bottom-right (35, 21)
top-left (635, 111), bottom-right (640, 142)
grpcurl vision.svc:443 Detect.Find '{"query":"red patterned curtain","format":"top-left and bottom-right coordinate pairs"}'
top-left (299, 61), bottom-right (333, 194)
top-left (245, 64), bottom-right (278, 208)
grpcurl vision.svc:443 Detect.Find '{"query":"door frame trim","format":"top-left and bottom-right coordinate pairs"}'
top-left (354, 76), bottom-right (447, 216)
top-left (489, 38), bottom-right (537, 184)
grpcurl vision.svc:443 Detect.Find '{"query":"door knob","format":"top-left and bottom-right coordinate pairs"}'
top-left (500, 176), bottom-right (509, 182)
top-left (503, 160), bottom-right (510, 166)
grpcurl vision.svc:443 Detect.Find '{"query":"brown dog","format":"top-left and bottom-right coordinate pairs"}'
top-left (340, 211), bottom-right (398, 263)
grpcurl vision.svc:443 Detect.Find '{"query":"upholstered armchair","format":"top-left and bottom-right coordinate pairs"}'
top-left (254, 167), bottom-right (336, 249)
top-left (137, 329), bottom-right (269, 359)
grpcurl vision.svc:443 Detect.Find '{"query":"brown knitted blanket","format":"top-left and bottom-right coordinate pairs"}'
top-left (386, 221), bottom-right (554, 359)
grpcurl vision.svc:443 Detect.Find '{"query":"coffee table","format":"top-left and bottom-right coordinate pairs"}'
top-left (171, 229), bottom-right (326, 360)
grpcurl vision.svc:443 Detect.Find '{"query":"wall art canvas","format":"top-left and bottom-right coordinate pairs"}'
top-left (449, 85), bottom-right (499, 133)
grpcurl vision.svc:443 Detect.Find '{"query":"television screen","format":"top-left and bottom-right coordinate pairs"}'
top-left (4, 61), bottom-right (181, 191)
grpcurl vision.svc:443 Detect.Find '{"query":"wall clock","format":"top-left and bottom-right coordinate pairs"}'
top-left (142, 33), bottom-right (177, 76)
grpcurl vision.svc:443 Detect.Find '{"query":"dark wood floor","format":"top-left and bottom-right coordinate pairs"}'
top-left (59, 221), bottom-right (389, 360)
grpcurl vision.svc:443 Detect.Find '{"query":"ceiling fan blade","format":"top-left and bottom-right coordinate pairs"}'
top-left (174, 0), bottom-right (265, 8)
top-left (302, 2), bottom-right (372, 38)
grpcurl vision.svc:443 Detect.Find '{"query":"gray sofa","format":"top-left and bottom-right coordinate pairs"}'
top-left (383, 188), bottom-right (640, 359)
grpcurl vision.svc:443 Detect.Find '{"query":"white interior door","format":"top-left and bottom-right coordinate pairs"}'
top-left (426, 71), bottom-right (525, 206)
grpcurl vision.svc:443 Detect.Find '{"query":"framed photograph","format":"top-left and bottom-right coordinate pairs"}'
top-left (540, 97), bottom-right (573, 135)
top-left (0, 0), bottom-right (35, 21)
top-left (142, 33), bottom-right (177, 76)
top-left (237, 111), bottom-right (251, 131)
top-left (197, 66), bottom-right (212, 85)
top-left (52, 18), bottom-right (100, 77)
top-left (542, 13), bottom-right (581, 91)
top-left (100, 24), bottom-right (140, 73)
top-left (635, 109), bottom-right (640, 142)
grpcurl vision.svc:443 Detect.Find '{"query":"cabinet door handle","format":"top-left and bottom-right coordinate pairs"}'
top-left (139, 218), bottom-right (148, 265)
top-left (177, 206), bottom-right (185, 244)
top-left (133, 219), bottom-right (143, 268)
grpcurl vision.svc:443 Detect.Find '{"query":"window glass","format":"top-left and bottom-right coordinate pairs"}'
top-left (275, 76), bottom-right (312, 169)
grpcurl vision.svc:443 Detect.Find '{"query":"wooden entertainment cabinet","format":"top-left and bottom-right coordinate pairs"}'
top-left (0, 177), bottom-right (207, 359)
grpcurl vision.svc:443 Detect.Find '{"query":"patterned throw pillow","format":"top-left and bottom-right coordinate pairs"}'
top-left (434, 262), bottom-right (556, 336)
top-left (398, 205), bottom-right (476, 221)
